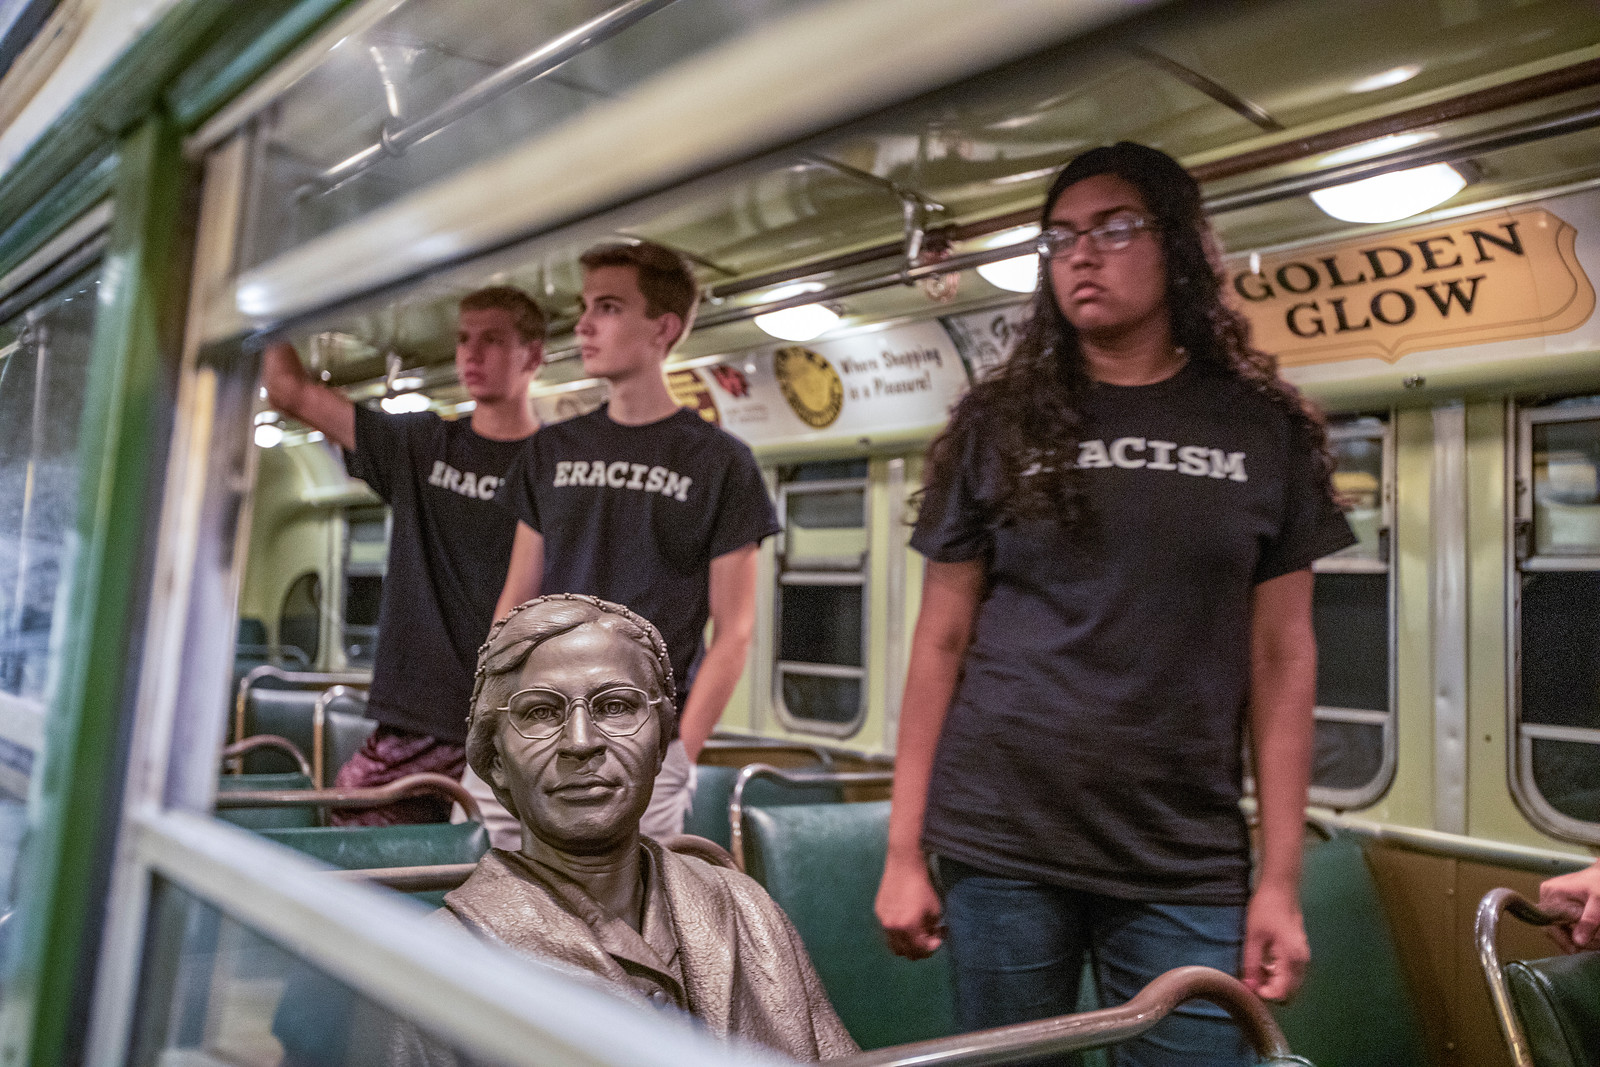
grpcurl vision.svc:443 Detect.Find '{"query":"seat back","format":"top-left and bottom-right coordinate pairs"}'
top-left (215, 773), bottom-right (316, 830)
top-left (239, 688), bottom-right (323, 774)
top-left (325, 706), bottom-right (376, 786)
top-left (259, 821), bottom-right (490, 872)
top-left (742, 801), bottom-right (956, 1050)
top-left (316, 687), bottom-right (373, 786)
top-left (1272, 830), bottom-right (1429, 1067)
top-left (1505, 952), bottom-right (1600, 1067)
top-left (685, 763), bottom-right (843, 851)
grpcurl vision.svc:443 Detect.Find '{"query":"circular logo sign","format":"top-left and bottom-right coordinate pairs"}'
top-left (773, 346), bottom-right (844, 429)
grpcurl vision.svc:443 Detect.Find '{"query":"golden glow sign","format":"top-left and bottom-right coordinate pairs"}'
top-left (1227, 207), bottom-right (1595, 366)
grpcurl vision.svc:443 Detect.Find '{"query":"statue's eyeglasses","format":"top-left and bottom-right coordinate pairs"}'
top-left (1037, 215), bottom-right (1156, 258)
top-left (498, 685), bottom-right (661, 740)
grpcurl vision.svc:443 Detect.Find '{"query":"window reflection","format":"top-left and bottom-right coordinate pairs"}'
top-left (1531, 417), bottom-right (1600, 557)
top-left (0, 270), bottom-right (100, 705)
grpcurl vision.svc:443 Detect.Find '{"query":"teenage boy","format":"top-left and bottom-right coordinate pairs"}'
top-left (478, 241), bottom-right (779, 844)
top-left (262, 287), bottom-right (544, 824)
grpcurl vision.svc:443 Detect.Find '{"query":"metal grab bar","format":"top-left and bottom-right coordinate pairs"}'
top-left (214, 771), bottom-right (482, 823)
top-left (728, 763), bottom-right (894, 872)
top-left (1475, 887), bottom-right (1566, 1067)
top-left (837, 965), bottom-right (1300, 1066)
top-left (220, 735), bottom-right (313, 778)
top-left (333, 863), bottom-right (478, 894)
top-left (308, 0), bottom-right (682, 193)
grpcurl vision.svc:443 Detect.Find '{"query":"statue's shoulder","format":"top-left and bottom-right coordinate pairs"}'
top-left (650, 838), bottom-right (786, 919)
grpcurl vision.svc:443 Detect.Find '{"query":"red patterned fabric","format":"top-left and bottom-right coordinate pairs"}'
top-left (330, 725), bottom-right (466, 826)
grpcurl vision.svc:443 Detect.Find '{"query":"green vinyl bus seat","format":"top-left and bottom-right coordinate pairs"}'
top-left (1479, 884), bottom-right (1600, 1067)
top-left (259, 821), bottom-right (489, 873)
top-left (1272, 830), bottom-right (1429, 1067)
top-left (684, 763), bottom-right (843, 851)
top-left (233, 680), bottom-right (372, 784)
top-left (741, 800), bottom-right (957, 1050)
top-left (1503, 952), bottom-right (1600, 1067)
top-left (215, 772), bottom-right (315, 830)
top-left (236, 687), bottom-right (323, 775)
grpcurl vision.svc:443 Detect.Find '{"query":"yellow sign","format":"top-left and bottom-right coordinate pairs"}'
top-left (773, 346), bottom-right (845, 428)
top-left (1227, 208), bottom-right (1595, 366)
top-left (666, 369), bottom-right (719, 425)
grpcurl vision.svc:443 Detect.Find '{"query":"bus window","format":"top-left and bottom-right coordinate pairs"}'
top-left (1309, 416), bottom-right (1394, 808)
top-left (342, 507), bottom-right (389, 668)
top-left (278, 572), bottom-right (322, 668)
top-left (0, 268), bottom-right (100, 706)
top-left (773, 460), bottom-right (869, 737)
top-left (1515, 400), bottom-right (1600, 840)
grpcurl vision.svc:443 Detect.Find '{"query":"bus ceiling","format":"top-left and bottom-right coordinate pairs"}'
top-left (201, 0), bottom-right (1600, 387)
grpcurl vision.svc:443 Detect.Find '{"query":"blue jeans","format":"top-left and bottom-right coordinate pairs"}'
top-left (937, 857), bottom-right (1252, 1067)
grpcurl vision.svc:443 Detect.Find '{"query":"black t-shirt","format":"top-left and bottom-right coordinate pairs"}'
top-left (346, 406), bottom-right (530, 744)
top-left (912, 361), bottom-right (1355, 904)
top-left (497, 405), bottom-right (780, 729)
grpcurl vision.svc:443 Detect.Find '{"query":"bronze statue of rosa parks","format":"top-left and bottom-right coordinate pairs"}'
top-left (392, 595), bottom-right (856, 1064)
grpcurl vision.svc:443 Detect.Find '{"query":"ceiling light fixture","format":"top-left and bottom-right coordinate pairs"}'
top-left (254, 423), bottom-right (284, 448)
top-left (753, 283), bottom-right (840, 342)
top-left (1349, 65), bottom-right (1421, 93)
top-left (381, 391), bottom-right (432, 414)
top-left (975, 225), bottom-right (1041, 294)
top-left (1310, 162), bottom-right (1467, 224)
top-left (390, 374), bottom-right (424, 390)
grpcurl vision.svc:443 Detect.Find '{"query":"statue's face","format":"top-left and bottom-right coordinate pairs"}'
top-left (490, 623), bottom-right (665, 854)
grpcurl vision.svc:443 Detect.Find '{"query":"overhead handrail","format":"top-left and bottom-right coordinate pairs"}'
top-left (310, 684), bottom-right (367, 787)
top-left (306, 0), bottom-right (683, 194)
top-left (233, 664), bottom-right (369, 753)
top-left (214, 771), bottom-right (482, 824)
top-left (836, 965), bottom-right (1301, 1066)
top-left (727, 763), bottom-right (893, 872)
top-left (220, 735), bottom-right (312, 779)
top-left (1474, 887), bottom-right (1565, 1067)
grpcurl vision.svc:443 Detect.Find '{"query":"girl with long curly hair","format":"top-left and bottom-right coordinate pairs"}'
top-left (875, 143), bottom-right (1355, 1066)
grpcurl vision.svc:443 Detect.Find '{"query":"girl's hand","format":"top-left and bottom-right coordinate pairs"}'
top-left (876, 854), bottom-right (946, 960)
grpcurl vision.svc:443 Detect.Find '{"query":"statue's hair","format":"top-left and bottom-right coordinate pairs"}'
top-left (465, 595), bottom-right (676, 819)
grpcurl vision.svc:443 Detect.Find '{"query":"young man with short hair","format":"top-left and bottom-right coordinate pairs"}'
top-left (263, 286), bottom-right (544, 823)
top-left (481, 242), bottom-right (779, 843)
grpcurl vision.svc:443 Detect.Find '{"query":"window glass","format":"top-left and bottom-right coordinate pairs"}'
top-left (343, 506), bottom-right (389, 668)
top-left (774, 462), bottom-right (868, 735)
top-left (1308, 417), bottom-right (1392, 806)
top-left (0, 268), bottom-right (100, 703)
top-left (1325, 429), bottom-right (1385, 563)
top-left (241, 0), bottom-right (834, 270)
top-left (279, 572), bottom-right (322, 667)
top-left (131, 880), bottom-right (507, 1067)
top-left (343, 574), bottom-right (383, 667)
top-left (778, 584), bottom-right (863, 667)
top-left (0, 259), bottom-right (101, 1032)
top-left (1530, 417), bottom-right (1600, 557)
top-left (779, 672), bottom-right (861, 727)
top-left (1312, 573), bottom-right (1389, 712)
top-left (784, 487), bottom-right (866, 566)
top-left (1515, 403), bottom-right (1600, 840)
